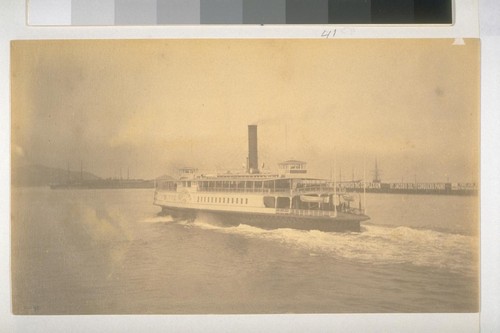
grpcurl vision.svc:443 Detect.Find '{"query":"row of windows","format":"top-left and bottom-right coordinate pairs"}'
top-left (197, 180), bottom-right (291, 190)
top-left (197, 196), bottom-right (249, 205)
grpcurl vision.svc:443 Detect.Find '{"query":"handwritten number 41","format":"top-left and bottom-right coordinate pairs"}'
top-left (321, 30), bottom-right (337, 38)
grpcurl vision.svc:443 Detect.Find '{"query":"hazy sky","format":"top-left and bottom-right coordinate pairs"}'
top-left (11, 39), bottom-right (479, 182)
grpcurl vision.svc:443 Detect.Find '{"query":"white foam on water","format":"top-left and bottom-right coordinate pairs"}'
top-left (139, 215), bottom-right (175, 224)
top-left (190, 214), bottom-right (224, 229)
top-left (190, 216), bottom-right (477, 274)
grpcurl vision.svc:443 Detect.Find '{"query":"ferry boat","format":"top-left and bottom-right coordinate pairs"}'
top-left (153, 125), bottom-right (369, 232)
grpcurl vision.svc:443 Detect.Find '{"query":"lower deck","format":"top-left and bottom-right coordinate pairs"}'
top-left (154, 189), bottom-right (369, 232)
top-left (154, 189), bottom-right (365, 216)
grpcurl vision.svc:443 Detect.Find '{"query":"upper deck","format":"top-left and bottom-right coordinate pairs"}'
top-left (156, 174), bottom-right (337, 195)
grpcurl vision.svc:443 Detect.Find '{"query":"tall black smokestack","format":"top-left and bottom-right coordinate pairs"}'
top-left (248, 125), bottom-right (258, 173)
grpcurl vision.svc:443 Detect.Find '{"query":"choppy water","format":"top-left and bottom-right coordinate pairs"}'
top-left (11, 188), bottom-right (479, 314)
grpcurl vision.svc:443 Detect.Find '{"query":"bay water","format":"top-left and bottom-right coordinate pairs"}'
top-left (11, 188), bottom-right (479, 314)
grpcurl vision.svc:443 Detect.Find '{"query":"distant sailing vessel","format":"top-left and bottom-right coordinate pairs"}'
top-left (154, 125), bottom-right (369, 232)
top-left (50, 163), bottom-right (155, 189)
top-left (50, 178), bottom-right (154, 189)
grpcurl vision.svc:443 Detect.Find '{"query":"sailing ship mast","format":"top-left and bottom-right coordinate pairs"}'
top-left (363, 155), bottom-right (367, 214)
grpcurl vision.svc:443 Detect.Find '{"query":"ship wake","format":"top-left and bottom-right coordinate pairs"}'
top-left (190, 216), bottom-right (478, 275)
top-left (139, 215), bottom-right (179, 224)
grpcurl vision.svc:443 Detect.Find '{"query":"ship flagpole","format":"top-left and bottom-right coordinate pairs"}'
top-left (333, 157), bottom-right (337, 217)
top-left (363, 153), bottom-right (367, 214)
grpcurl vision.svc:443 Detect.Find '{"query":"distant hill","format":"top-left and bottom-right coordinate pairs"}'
top-left (12, 164), bottom-right (101, 187)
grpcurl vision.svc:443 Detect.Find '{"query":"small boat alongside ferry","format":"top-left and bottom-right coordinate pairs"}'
top-left (154, 125), bottom-right (369, 232)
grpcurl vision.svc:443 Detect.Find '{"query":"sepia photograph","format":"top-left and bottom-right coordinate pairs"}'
top-left (11, 39), bottom-right (479, 315)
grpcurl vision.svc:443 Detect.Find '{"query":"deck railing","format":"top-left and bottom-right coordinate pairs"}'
top-left (196, 187), bottom-right (290, 193)
top-left (196, 186), bottom-right (337, 194)
top-left (345, 208), bottom-right (365, 215)
top-left (293, 185), bottom-right (334, 193)
top-left (276, 207), bottom-right (365, 217)
top-left (275, 208), bottom-right (336, 217)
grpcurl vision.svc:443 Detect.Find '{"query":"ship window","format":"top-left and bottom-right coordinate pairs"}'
top-left (276, 197), bottom-right (290, 208)
top-left (263, 196), bottom-right (276, 208)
